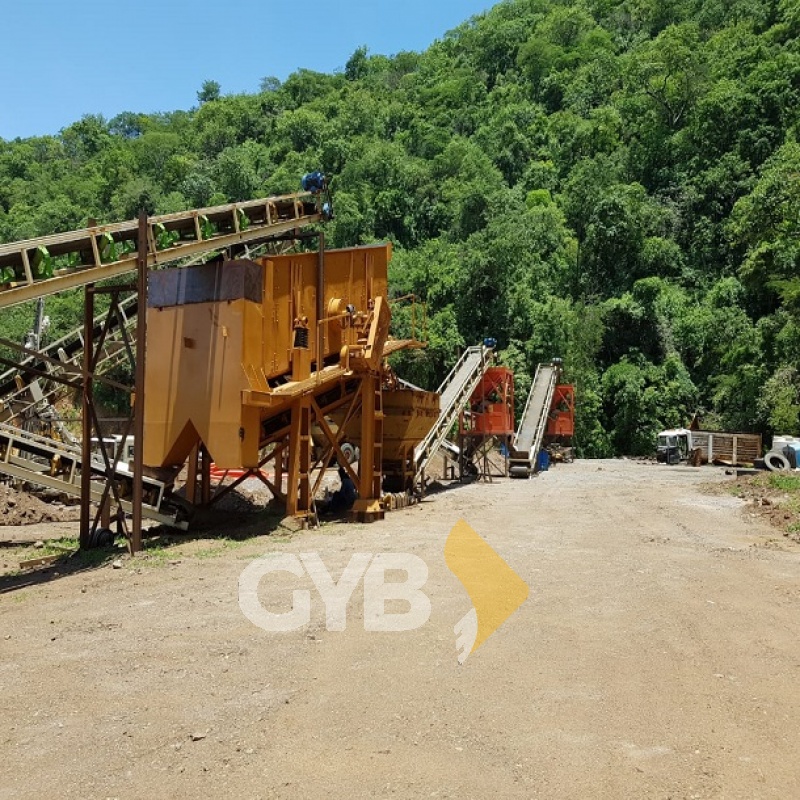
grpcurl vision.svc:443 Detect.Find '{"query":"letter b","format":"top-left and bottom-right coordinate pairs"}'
top-left (363, 553), bottom-right (431, 632)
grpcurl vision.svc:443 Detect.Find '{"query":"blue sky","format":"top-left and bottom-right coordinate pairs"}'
top-left (0, 0), bottom-right (497, 141)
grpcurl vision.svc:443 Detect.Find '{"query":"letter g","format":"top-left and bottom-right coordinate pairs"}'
top-left (239, 554), bottom-right (311, 632)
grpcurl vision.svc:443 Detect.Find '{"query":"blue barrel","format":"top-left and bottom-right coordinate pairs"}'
top-left (537, 450), bottom-right (550, 472)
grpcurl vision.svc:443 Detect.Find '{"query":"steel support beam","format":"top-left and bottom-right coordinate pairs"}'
top-left (352, 373), bottom-right (384, 522)
top-left (285, 397), bottom-right (312, 517)
top-left (130, 211), bottom-right (148, 553)
top-left (79, 286), bottom-right (94, 550)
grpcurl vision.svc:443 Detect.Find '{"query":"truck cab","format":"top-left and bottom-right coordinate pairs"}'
top-left (656, 429), bottom-right (691, 465)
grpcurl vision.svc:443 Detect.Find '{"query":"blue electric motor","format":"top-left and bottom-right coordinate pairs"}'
top-left (537, 450), bottom-right (551, 472)
top-left (301, 171), bottom-right (326, 194)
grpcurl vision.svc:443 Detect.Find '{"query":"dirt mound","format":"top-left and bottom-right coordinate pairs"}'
top-left (0, 483), bottom-right (81, 526)
top-left (707, 471), bottom-right (800, 542)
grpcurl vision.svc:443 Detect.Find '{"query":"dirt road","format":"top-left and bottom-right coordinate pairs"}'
top-left (2, 460), bottom-right (799, 799)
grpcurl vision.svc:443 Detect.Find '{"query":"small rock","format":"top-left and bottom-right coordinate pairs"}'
top-left (169, 560), bottom-right (181, 566)
top-left (190, 732), bottom-right (207, 742)
top-left (34, 541), bottom-right (45, 549)
top-left (112, 559), bottom-right (123, 570)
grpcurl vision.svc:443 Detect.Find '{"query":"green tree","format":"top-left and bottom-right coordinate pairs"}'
top-left (730, 140), bottom-right (800, 312)
top-left (626, 23), bottom-right (707, 130)
top-left (197, 80), bottom-right (221, 104)
top-left (345, 46), bottom-right (370, 81)
top-left (759, 367), bottom-right (800, 436)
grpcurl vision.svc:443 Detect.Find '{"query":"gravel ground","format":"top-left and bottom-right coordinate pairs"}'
top-left (1, 459), bottom-right (799, 799)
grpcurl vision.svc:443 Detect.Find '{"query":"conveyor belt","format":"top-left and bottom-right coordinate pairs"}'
top-left (414, 346), bottom-right (491, 478)
top-left (0, 192), bottom-right (322, 310)
top-left (0, 295), bottom-right (137, 423)
top-left (509, 362), bottom-right (558, 478)
top-left (0, 422), bottom-right (185, 528)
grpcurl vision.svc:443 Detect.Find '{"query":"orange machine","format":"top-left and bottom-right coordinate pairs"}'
top-left (143, 243), bottom-right (435, 520)
top-left (460, 367), bottom-right (515, 437)
top-left (545, 385), bottom-right (575, 439)
top-left (458, 366), bottom-right (515, 478)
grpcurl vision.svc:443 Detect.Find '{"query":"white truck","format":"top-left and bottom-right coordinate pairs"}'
top-left (656, 429), bottom-right (762, 466)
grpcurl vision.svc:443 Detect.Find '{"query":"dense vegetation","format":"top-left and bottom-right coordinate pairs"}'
top-left (1, 0), bottom-right (798, 455)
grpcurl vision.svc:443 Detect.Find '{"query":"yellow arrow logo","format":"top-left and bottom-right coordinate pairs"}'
top-left (445, 520), bottom-right (529, 664)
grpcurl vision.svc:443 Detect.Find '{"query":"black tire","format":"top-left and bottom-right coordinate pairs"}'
top-left (88, 527), bottom-right (115, 548)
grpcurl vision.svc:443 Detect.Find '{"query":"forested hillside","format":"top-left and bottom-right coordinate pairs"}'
top-left (1, 0), bottom-right (798, 455)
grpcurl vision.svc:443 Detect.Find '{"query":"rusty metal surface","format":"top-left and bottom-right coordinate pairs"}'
top-left (131, 213), bottom-right (148, 553)
top-left (0, 194), bottom-right (322, 310)
top-left (148, 259), bottom-right (264, 308)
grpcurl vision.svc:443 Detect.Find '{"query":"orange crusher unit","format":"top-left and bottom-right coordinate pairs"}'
top-left (458, 366), bottom-right (515, 478)
top-left (142, 243), bottom-right (438, 521)
top-left (460, 367), bottom-right (515, 438)
top-left (545, 384), bottom-right (575, 441)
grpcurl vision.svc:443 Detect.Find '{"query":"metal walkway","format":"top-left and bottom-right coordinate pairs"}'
top-left (0, 422), bottom-right (185, 528)
top-left (509, 362), bottom-right (558, 478)
top-left (414, 346), bottom-right (491, 479)
top-left (0, 192), bottom-right (322, 310)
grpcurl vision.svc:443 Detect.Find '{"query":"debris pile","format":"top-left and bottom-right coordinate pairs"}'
top-left (0, 483), bottom-right (81, 526)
